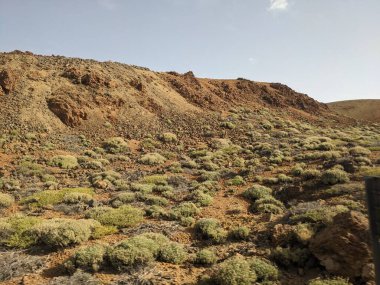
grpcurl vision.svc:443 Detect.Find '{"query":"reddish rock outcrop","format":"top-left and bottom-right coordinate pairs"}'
top-left (0, 69), bottom-right (17, 94)
top-left (309, 211), bottom-right (372, 279)
top-left (47, 97), bottom-right (88, 127)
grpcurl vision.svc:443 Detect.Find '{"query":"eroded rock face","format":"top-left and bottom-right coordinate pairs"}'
top-left (47, 97), bottom-right (88, 127)
top-left (0, 69), bottom-right (17, 94)
top-left (310, 211), bottom-right (372, 279)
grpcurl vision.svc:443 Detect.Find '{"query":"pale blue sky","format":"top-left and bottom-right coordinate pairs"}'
top-left (1, 0), bottom-right (379, 102)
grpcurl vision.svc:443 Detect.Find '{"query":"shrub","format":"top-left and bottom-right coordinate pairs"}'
top-left (63, 192), bottom-right (93, 204)
top-left (229, 226), bottom-right (250, 241)
top-left (249, 257), bottom-right (279, 281)
top-left (140, 153), bottom-right (166, 165)
top-left (308, 277), bottom-right (352, 285)
top-left (243, 185), bottom-right (272, 201)
top-left (108, 233), bottom-right (170, 270)
top-left (277, 174), bottom-right (293, 183)
top-left (211, 255), bottom-right (257, 285)
top-left (0, 193), bottom-right (14, 208)
top-left (171, 202), bottom-right (200, 219)
top-left (31, 218), bottom-right (100, 247)
top-left (195, 249), bottom-right (217, 265)
top-left (159, 132), bottom-right (178, 143)
top-left (50, 155), bottom-right (78, 169)
top-left (272, 246), bottom-right (311, 267)
top-left (158, 242), bottom-right (187, 264)
top-left (141, 174), bottom-right (168, 185)
top-left (86, 205), bottom-right (144, 228)
top-left (102, 137), bottom-right (129, 153)
top-left (321, 169), bottom-right (350, 185)
top-left (111, 192), bottom-right (136, 207)
top-left (49, 269), bottom-right (101, 285)
top-left (0, 215), bottom-right (40, 248)
top-left (194, 218), bottom-right (227, 244)
top-left (301, 169), bottom-right (321, 180)
top-left (290, 204), bottom-right (348, 225)
top-left (226, 176), bottom-right (245, 186)
top-left (22, 188), bottom-right (94, 208)
top-left (192, 190), bottom-right (213, 206)
top-left (349, 146), bottom-right (371, 157)
top-left (220, 121), bottom-right (236, 129)
top-left (66, 245), bottom-right (107, 272)
top-left (253, 203), bottom-right (284, 214)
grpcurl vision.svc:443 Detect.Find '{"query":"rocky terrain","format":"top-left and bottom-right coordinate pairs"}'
top-left (0, 50), bottom-right (379, 285)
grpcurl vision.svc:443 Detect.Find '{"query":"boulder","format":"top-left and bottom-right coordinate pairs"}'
top-left (309, 211), bottom-right (372, 279)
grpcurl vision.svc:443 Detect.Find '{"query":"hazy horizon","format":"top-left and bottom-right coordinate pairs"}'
top-left (1, 0), bottom-right (379, 103)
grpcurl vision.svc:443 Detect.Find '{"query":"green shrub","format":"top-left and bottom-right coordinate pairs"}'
top-left (31, 218), bottom-right (100, 247)
top-left (158, 242), bottom-right (187, 264)
top-left (220, 121), bottom-right (236, 129)
top-left (50, 155), bottom-right (79, 169)
top-left (349, 146), bottom-right (371, 157)
top-left (277, 174), bottom-right (293, 183)
top-left (0, 193), bottom-right (14, 208)
top-left (249, 257), bottom-right (279, 282)
top-left (251, 197), bottom-right (284, 214)
top-left (102, 137), bottom-right (129, 153)
top-left (192, 190), bottom-right (213, 206)
top-left (86, 205), bottom-right (144, 228)
top-left (159, 132), bottom-right (178, 143)
top-left (22, 188), bottom-right (94, 208)
top-left (290, 204), bottom-right (348, 225)
top-left (211, 255), bottom-right (257, 285)
top-left (301, 169), bottom-right (321, 180)
top-left (229, 226), bottom-right (250, 241)
top-left (272, 246), bottom-right (310, 267)
top-left (63, 192), bottom-right (93, 204)
top-left (0, 215), bottom-right (40, 248)
top-left (66, 244), bottom-right (107, 272)
top-left (141, 174), bottom-right (168, 185)
top-left (243, 185), bottom-right (272, 201)
top-left (130, 183), bottom-right (154, 194)
top-left (226, 176), bottom-right (245, 186)
top-left (140, 153), bottom-right (166, 165)
top-left (321, 169), bottom-right (350, 185)
top-left (171, 202), bottom-right (200, 219)
top-left (108, 233), bottom-right (170, 270)
top-left (194, 218), bottom-right (227, 244)
top-left (308, 277), bottom-right (352, 285)
top-left (195, 249), bottom-right (217, 265)
top-left (111, 192), bottom-right (136, 207)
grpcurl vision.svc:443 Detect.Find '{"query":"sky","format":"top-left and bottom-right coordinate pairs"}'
top-left (0, 0), bottom-right (379, 102)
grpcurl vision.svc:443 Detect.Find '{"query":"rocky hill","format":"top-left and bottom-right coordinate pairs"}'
top-left (0, 51), bottom-right (342, 141)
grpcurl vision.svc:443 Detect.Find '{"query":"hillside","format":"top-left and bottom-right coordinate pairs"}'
top-left (328, 99), bottom-right (380, 123)
top-left (0, 51), bottom-right (344, 140)
top-left (0, 51), bottom-right (379, 285)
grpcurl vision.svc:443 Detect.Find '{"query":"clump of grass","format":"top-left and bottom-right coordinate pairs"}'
top-left (195, 248), bottom-right (218, 265)
top-left (250, 257), bottom-right (279, 282)
top-left (140, 153), bottom-right (166, 165)
top-left (86, 205), bottom-right (144, 228)
top-left (251, 197), bottom-right (285, 214)
top-left (349, 146), bottom-right (371, 157)
top-left (102, 137), bottom-right (129, 154)
top-left (171, 202), bottom-right (200, 220)
top-left (194, 218), bottom-right (227, 244)
top-left (110, 192), bottom-right (136, 207)
top-left (49, 155), bottom-right (78, 169)
top-left (226, 175), bottom-right (245, 186)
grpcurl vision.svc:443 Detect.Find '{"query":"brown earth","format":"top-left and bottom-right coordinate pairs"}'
top-left (328, 99), bottom-right (380, 123)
